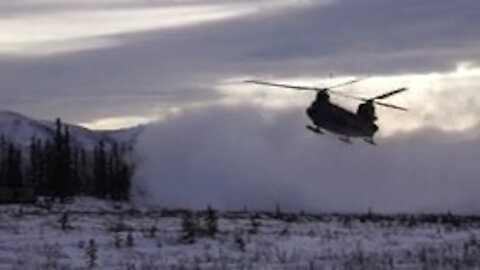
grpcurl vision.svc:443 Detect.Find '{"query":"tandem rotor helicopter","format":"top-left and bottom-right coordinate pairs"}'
top-left (245, 78), bottom-right (408, 145)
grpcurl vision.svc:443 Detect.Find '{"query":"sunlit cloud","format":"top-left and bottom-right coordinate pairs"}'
top-left (81, 115), bottom-right (152, 130)
top-left (0, 6), bottom-right (250, 55)
top-left (0, 0), bottom-right (325, 55)
top-left (0, 38), bottom-right (118, 56)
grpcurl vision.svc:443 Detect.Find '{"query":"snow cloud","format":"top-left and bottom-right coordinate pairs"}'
top-left (133, 104), bottom-right (480, 214)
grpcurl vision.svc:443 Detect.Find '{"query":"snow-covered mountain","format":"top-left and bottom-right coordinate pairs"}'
top-left (0, 111), bottom-right (142, 149)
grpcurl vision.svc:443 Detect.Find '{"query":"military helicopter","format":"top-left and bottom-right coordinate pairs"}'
top-left (245, 78), bottom-right (408, 145)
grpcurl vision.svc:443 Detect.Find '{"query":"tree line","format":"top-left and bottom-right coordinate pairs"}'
top-left (0, 119), bottom-right (132, 202)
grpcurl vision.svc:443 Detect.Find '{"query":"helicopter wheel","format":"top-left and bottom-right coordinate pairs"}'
top-left (306, 125), bottom-right (323, 134)
top-left (364, 137), bottom-right (377, 146)
top-left (339, 137), bottom-right (352, 144)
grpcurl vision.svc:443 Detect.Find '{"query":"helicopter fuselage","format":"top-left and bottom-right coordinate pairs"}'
top-left (244, 78), bottom-right (407, 143)
top-left (306, 101), bottom-right (378, 138)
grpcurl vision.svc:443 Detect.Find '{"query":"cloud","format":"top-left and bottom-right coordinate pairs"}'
top-left (80, 115), bottom-right (151, 130)
top-left (0, 6), bottom-right (250, 55)
top-left (1, 0), bottom-right (479, 130)
top-left (133, 104), bottom-right (480, 214)
top-left (0, 0), bottom-right (318, 55)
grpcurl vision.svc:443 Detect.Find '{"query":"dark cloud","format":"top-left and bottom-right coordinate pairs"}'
top-left (192, 0), bottom-right (480, 75)
top-left (134, 104), bottom-right (480, 214)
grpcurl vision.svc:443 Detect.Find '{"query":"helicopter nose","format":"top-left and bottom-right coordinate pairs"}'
top-left (306, 106), bottom-right (314, 118)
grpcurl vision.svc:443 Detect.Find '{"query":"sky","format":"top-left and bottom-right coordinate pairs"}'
top-left (3, 0), bottom-right (480, 213)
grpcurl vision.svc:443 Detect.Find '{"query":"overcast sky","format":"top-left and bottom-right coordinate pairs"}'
top-left (3, 0), bottom-right (480, 212)
top-left (2, 0), bottom-right (479, 131)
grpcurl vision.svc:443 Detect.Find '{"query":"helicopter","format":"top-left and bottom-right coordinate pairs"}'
top-left (245, 78), bottom-right (408, 145)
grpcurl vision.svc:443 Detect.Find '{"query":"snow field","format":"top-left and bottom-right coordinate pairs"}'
top-left (1, 199), bottom-right (480, 269)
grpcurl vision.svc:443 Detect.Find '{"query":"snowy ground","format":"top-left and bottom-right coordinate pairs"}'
top-left (1, 198), bottom-right (480, 269)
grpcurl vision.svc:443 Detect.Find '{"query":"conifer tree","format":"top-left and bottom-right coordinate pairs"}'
top-left (205, 204), bottom-right (218, 237)
top-left (0, 117), bottom-right (135, 202)
top-left (93, 140), bottom-right (108, 198)
top-left (85, 239), bottom-right (98, 269)
top-left (6, 143), bottom-right (23, 189)
top-left (181, 210), bottom-right (197, 244)
top-left (0, 136), bottom-right (6, 187)
top-left (51, 118), bottom-right (73, 201)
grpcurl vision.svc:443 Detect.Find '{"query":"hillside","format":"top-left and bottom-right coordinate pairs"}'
top-left (0, 111), bottom-right (142, 149)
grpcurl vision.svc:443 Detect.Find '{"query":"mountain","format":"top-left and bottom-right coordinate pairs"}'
top-left (0, 111), bottom-right (142, 149)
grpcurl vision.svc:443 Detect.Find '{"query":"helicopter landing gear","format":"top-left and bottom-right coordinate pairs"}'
top-left (364, 137), bottom-right (377, 146)
top-left (339, 136), bottom-right (352, 144)
top-left (306, 125), bottom-right (323, 134)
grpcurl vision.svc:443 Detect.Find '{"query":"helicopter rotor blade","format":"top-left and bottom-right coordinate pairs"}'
top-left (244, 77), bottom-right (368, 92)
top-left (326, 91), bottom-right (365, 101)
top-left (373, 101), bottom-right (408, 111)
top-left (325, 77), bottom-right (369, 90)
top-left (244, 80), bottom-right (324, 91)
top-left (245, 78), bottom-right (408, 111)
top-left (327, 92), bottom-right (408, 111)
top-left (371, 87), bottom-right (408, 100)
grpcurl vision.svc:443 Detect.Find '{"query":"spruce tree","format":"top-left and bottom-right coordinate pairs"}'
top-left (79, 148), bottom-right (90, 195)
top-left (6, 143), bottom-right (23, 189)
top-left (248, 213), bottom-right (261, 235)
top-left (0, 136), bottom-right (6, 188)
top-left (52, 118), bottom-right (71, 200)
top-left (205, 205), bottom-right (218, 237)
top-left (181, 210), bottom-right (197, 244)
top-left (93, 140), bottom-right (108, 198)
top-left (85, 239), bottom-right (98, 269)
top-left (0, 117), bottom-right (134, 202)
